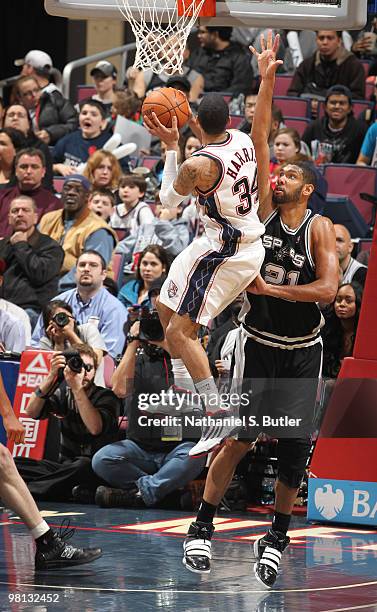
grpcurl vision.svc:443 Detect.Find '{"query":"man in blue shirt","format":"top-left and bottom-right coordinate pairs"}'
top-left (357, 121), bottom-right (377, 166)
top-left (32, 250), bottom-right (128, 357)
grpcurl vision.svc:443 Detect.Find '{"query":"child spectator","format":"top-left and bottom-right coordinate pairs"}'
top-left (110, 175), bottom-right (154, 232)
top-left (88, 188), bottom-right (115, 223)
top-left (53, 100), bottom-right (111, 176)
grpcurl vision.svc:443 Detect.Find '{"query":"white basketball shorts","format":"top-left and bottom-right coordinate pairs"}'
top-left (159, 236), bottom-right (265, 326)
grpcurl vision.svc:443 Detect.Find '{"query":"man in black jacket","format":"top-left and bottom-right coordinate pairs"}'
top-left (16, 75), bottom-right (78, 145)
top-left (302, 85), bottom-right (368, 164)
top-left (189, 26), bottom-right (254, 95)
top-left (0, 194), bottom-right (64, 328)
top-left (16, 343), bottom-right (121, 502)
top-left (287, 31), bottom-right (365, 101)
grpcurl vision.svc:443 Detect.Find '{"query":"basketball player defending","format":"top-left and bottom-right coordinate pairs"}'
top-left (0, 372), bottom-right (102, 569)
top-left (182, 32), bottom-right (339, 588)
top-left (143, 84), bottom-right (266, 443)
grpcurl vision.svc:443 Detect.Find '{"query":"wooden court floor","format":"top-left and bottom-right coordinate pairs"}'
top-left (0, 503), bottom-right (376, 611)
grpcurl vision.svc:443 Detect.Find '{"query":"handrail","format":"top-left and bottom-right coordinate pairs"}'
top-left (62, 42), bottom-right (136, 99)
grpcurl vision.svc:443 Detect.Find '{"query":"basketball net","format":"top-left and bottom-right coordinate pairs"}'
top-left (117, 0), bottom-right (214, 74)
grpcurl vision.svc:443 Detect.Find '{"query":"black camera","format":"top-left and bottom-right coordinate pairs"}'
top-left (52, 312), bottom-right (70, 328)
top-left (61, 350), bottom-right (89, 374)
top-left (138, 308), bottom-right (164, 342)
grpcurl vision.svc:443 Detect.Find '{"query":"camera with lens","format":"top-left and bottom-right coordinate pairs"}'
top-left (61, 349), bottom-right (90, 374)
top-left (138, 307), bottom-right (164, 342)
top-left (52, 312), bottom-right (70, 328)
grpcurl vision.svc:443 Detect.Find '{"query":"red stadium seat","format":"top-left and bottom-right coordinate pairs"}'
top-left (229, 114), bottom-right (244, 129)
top-left (273, 96), bottom-right (311, 118)
top-left (103, 354), bottom-right (116, 388)
top-left (77, 85), bottom-right (97, 103)
top-left (323, 163), bottom-right (377, 227)
top-left (139, 156), bottom-right (160, 170)
top-left (365, 80), bottom-right (375, 100)
top-left (274, 74), bottom-right (293, 96)
top-left (284, 117), bottom-right (310, 137)
top-left (53, 176), bottom-right (64, 193)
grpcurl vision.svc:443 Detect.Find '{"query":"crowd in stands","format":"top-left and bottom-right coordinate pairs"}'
top-left (0, 21), bottom-right (375, 510)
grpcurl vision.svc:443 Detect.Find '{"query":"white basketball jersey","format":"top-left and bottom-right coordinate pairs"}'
top-left (191, 129), bottom-right (265, 245)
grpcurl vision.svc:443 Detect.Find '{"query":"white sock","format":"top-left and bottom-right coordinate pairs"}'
top-left (31, 520), bottom-right (50, 540)
top-left (171, 359), bottom-right (196, 393)
top-left (195, 377), bottom-right (225, 414)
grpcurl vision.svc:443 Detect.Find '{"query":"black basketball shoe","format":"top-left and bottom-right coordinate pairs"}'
top-left (35, 522), bottom-right (102, 570)
top-left (183, 521), bottom-right (214, 573)
top-left (253, 529), bottom-right (290, 589)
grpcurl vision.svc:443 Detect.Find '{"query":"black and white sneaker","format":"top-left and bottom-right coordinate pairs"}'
top-left (35, 523), bottom-right (102, 570)
top-left (182, 521), bottom-right (214, 573)
top-left (253, 529), bottom-right (290, 589)
top-left (189, 409), bottom-right (241, 457)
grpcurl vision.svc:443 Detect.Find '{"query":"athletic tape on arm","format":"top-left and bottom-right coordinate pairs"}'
top-left (160, 150), bottom-right (185, 209)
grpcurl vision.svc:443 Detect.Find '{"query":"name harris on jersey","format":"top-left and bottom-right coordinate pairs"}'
top-left (225, 146), bottom-right (256, 180)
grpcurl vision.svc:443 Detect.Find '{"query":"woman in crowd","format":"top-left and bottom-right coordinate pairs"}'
top-left (84, 150), bottom-right (122, 191)
top-left (322, 281), bottom-right (363, 378)
top-left (3, 104), bottom-right (54, 190)
top-left (39, 300), bottom-right (107, 386)
top-left (0, 127), bottom-right (26, 188)
top-left (117, 245), bottom-right (169, 312)
top-left (270, 126), bottom-right (327, 212)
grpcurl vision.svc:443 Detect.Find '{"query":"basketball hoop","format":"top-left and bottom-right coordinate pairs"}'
top-left (116, 0), bottom-right (215, 75)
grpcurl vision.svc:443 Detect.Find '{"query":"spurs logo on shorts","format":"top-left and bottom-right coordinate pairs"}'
top-left (168, 280), bottom-right (178, 298)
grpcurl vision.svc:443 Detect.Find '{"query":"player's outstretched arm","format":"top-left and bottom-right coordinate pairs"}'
top-left (248, 217), bottom-right (338, 303)
top-left (250, 32), bottom-right (283, 221)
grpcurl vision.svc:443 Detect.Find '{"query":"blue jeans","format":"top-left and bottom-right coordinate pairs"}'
top-left (92, 439), bottom-right (206, 507)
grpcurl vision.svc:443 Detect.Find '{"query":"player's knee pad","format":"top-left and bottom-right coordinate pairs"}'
top-left (276, 437), bottom-right (312, 489)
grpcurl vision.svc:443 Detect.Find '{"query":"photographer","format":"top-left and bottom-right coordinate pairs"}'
top-left (38, 300), bottom-right (107, 386)
top-left (92, 279), bottom-right (205, 509)
top-left (16, 343), bottom-right (121, 503)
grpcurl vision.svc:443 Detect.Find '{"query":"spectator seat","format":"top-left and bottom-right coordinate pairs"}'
top-left (323, 163), bottom-right (377, 230)
top-left (77, 85), bottom-right (97, 103)
top-left (273, 96), bottom-right (311, 118)
top-left (284, 117), bottom-right (311, 137)
top-left (274, 74), bottom-right (293, 96)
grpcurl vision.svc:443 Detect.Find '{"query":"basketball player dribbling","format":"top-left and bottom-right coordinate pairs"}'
top-left (143, 75), bottom-right (267, 450)
top-left (182, 33), bottom-right (339, 588)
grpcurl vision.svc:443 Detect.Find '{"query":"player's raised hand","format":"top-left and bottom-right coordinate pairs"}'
top-left (143, 113), bottom-right (180, 147)
top-left (249, 31), bottom-right (283, 80)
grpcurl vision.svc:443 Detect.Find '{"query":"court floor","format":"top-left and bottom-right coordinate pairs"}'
top-left (0, 503), bottom-right (376, 611)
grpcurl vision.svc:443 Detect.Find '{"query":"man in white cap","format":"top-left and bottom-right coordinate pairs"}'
top-left (15, 50), bottom-right (56, 94)
top-left (90, 61), bottom-right (118, 117)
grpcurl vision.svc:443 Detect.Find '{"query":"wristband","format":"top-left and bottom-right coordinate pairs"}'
top-left (126, 334), bottom-right (139, 344)
top-left (35, 386), bottom-right (51, 399)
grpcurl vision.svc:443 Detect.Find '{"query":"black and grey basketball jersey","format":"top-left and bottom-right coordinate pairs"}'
top-left (241, 208), bottom-right (324, 349)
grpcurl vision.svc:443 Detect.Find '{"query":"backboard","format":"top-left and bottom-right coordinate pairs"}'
top-left (44, 0), bottom-right (368, 29)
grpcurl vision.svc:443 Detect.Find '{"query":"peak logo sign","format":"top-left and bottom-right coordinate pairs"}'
top-left (25, 353), bottom-right (49, 374)
top-left (308, 478), bottom-right (377, 526)
top-left (314, 484), bottom-right (344, 520)
top-left (17, 351), bottom-right (51, 388)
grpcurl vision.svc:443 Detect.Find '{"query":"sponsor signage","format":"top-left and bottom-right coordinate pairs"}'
top-left (7, 351), bottom-right (53, 459)
top-left (308, 478), bottom-right (377, 526)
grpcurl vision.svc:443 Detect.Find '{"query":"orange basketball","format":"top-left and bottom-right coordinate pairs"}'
top-left (142, 87), bottom-right (191, 129)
